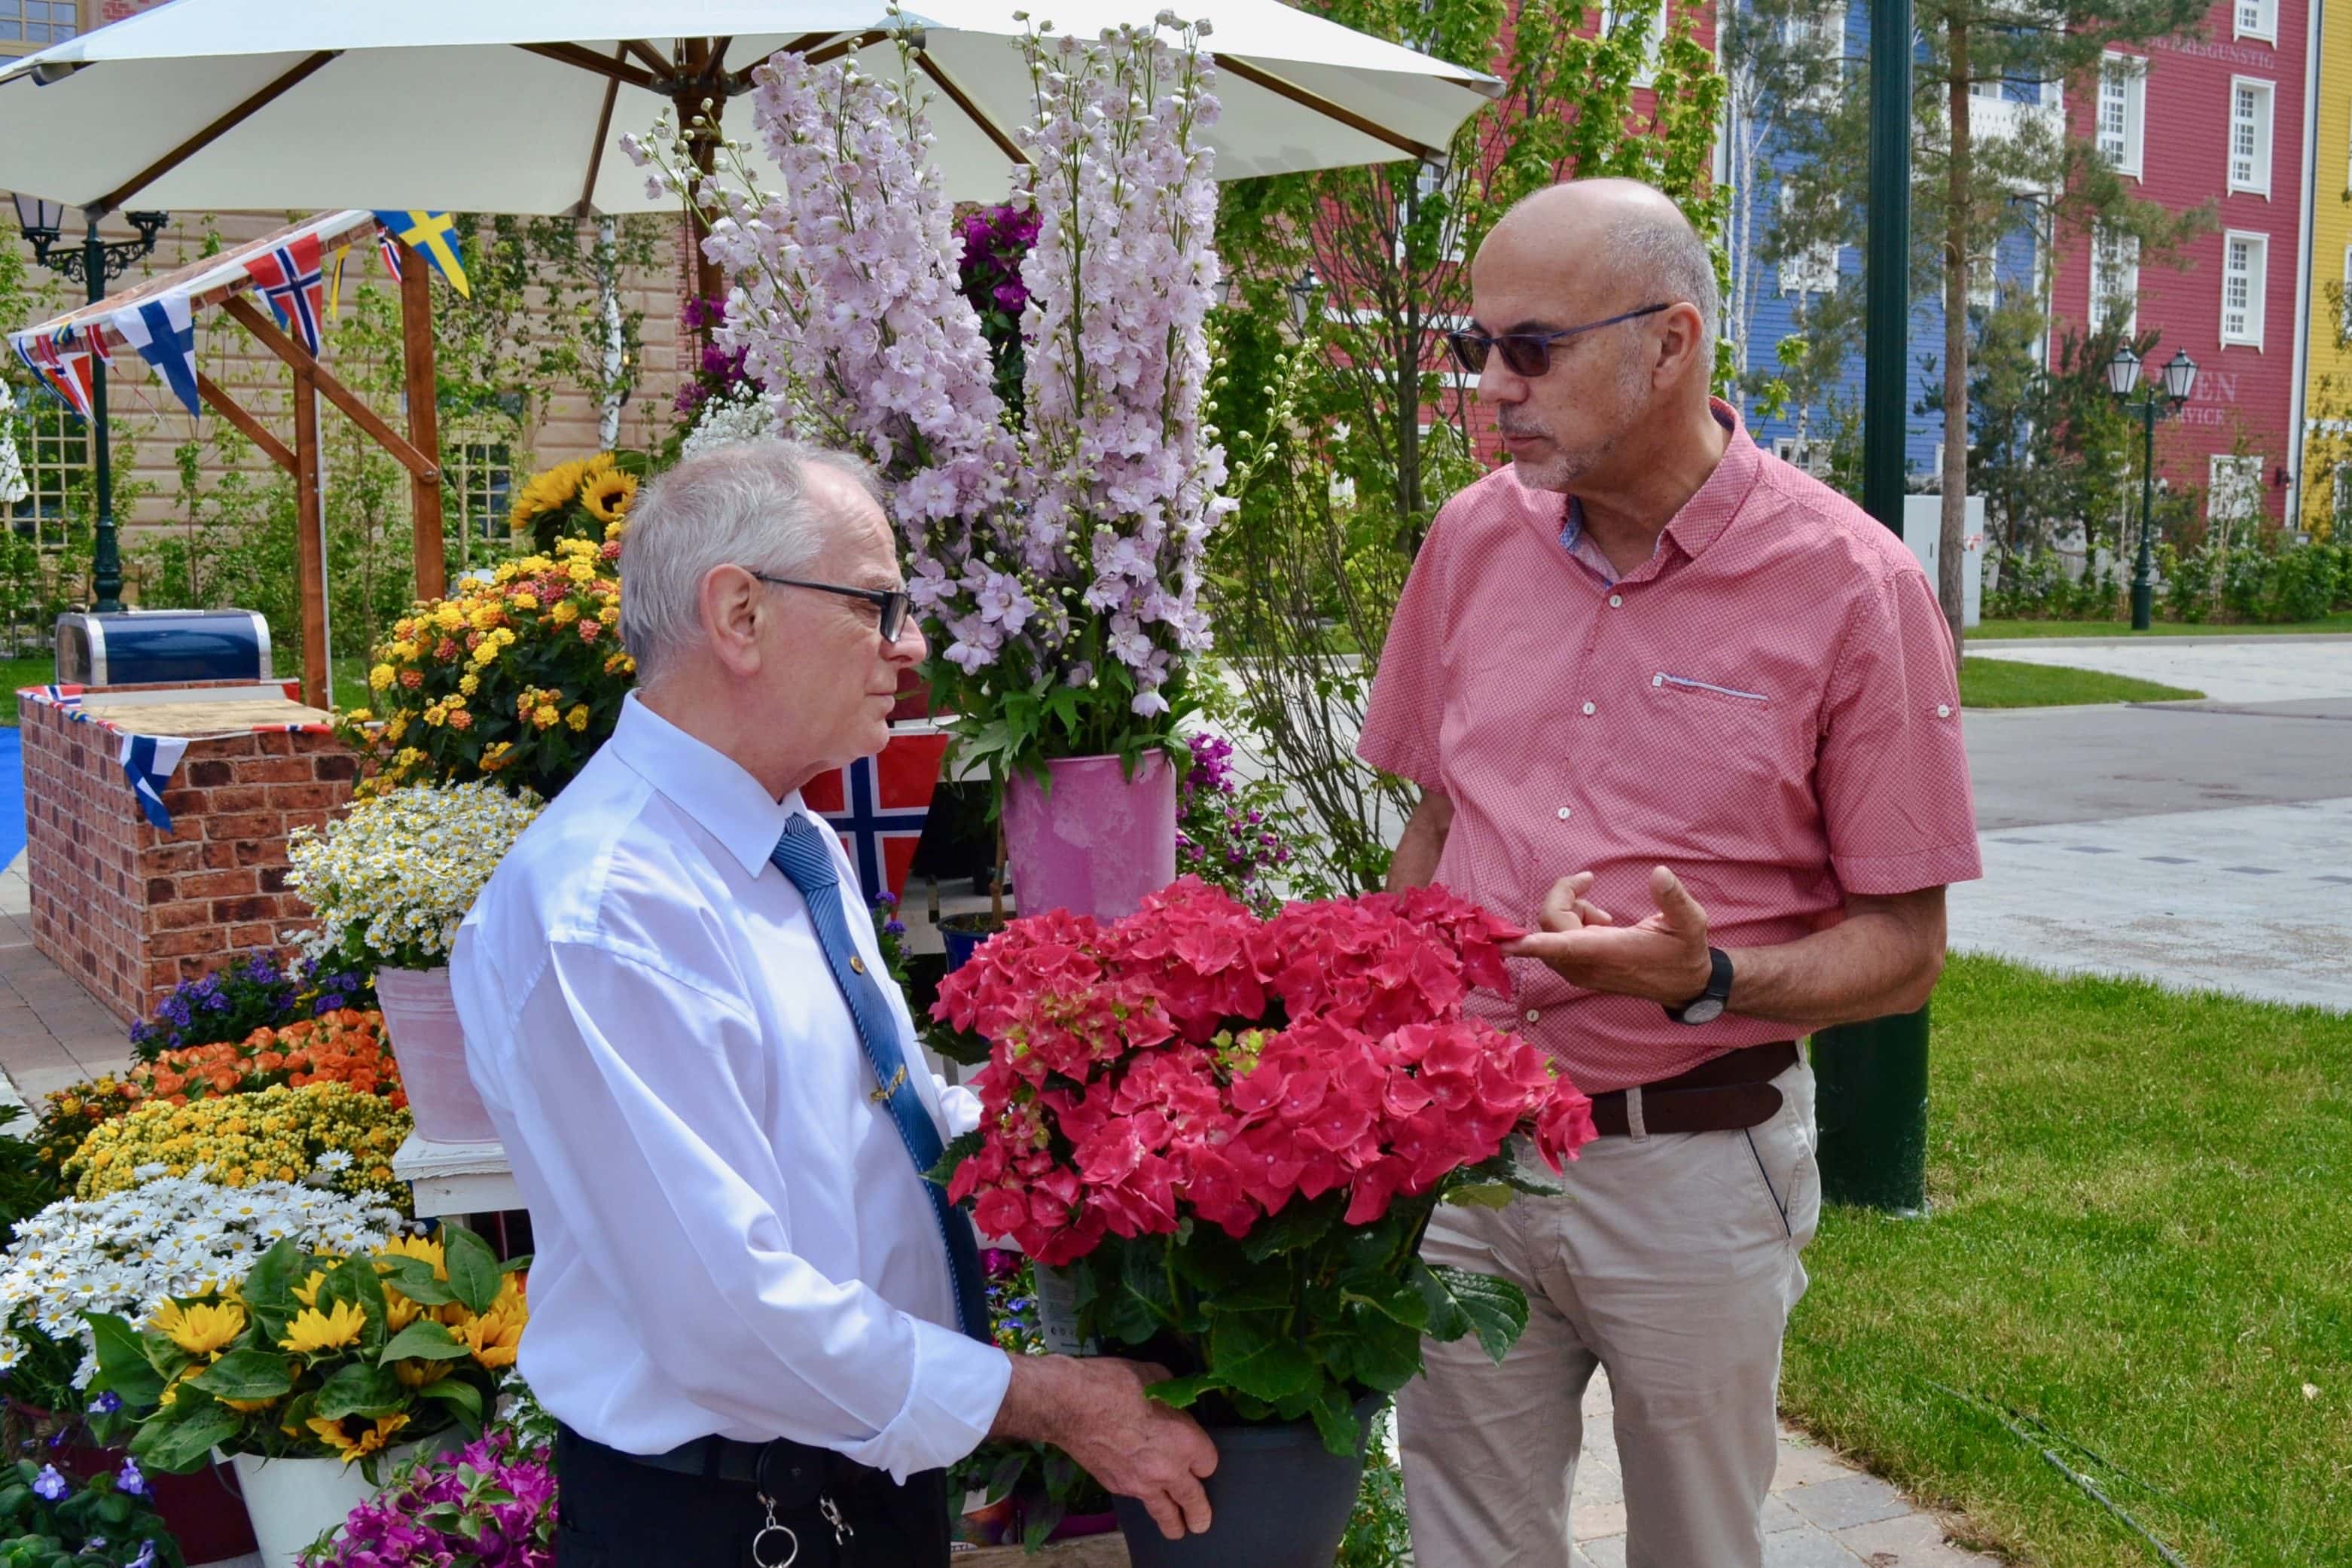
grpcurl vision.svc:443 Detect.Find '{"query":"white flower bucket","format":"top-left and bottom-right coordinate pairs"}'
top-left (375, 965), bottom-right (497, 1144)
top-left (229, 1435), bottom-right (447, 1568)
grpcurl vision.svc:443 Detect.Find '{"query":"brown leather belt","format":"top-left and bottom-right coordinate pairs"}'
top-left (1588, 1041), bottom-right (1799, 1136)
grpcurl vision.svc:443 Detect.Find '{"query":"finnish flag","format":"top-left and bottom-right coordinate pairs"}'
top-left (119, 732), bottom-right (190, 833)
top-left (112, 294), bottom-right (200, 419)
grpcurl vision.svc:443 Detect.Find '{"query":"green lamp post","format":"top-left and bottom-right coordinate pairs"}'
top-left (2106, 343), bottom-right (2199, 632)
top-left (9, 194), bottom-right (170, 615)
top-left (1811, 0), bottom-right (1930, 1215)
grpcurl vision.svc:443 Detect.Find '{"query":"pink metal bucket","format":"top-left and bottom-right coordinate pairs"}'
top-left (1002, 752), bottom-right (1177, 921)
top-left (374, 963), bottom-right (498, 1145)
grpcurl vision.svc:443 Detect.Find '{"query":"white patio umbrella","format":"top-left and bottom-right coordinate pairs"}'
top-left (0, 0), bottom-right (1498, 218)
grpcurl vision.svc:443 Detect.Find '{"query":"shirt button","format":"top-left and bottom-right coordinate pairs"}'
top-left (1652, 673), bottom-right (1664, 687)
top-left (849, 956), bottom-right (867, 975)
top-left (1937, 703), bottom-right (1952, 718)
top-left (1582, 700), bottom-right (1597, 715)
top-left (1525, 1008), bottom-right (1542, 1023)
top-left (1557, 806), bottom-right (1573, 820)
top-left (1608, 593), bottom-right (1623, 608)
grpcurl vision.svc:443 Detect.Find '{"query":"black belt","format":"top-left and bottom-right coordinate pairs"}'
top-left (572, 1425), bottom-right (837, 1506)
top-left (1588, 1041), bottom-right (1799, 1136)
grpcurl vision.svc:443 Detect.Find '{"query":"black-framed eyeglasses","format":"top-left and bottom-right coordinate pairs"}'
top-left (1444, 303), bottom-right (1673, 378)
top-left (752, 574), bottom-right (913, 642)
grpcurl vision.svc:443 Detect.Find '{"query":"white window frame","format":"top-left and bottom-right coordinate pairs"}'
top-left (2098, 52), bottom-right (2146, 179)
top-left (1774, 437), bottom-right (1833, 477)
top-left (2221, 230), bottom-right (2268, 349)
top-left (0, 0), bottom-right (78, 58)
top-left (2090, 227), bottom-right (2140, 334)
top-left (2235, 0), bottom-right (2277, 44)
top-left (2228, 76), bottom-right (2274, 197)
top-left (1782, 5), bottom-right (1846, 111)
top-left (2208, 455), bottom-right (2264, 523)
top-left (1598, 0), bottom-right (1668, 87)
top-left (1776, 186), bottom-right (1841, 297)
top-left (1969, 247), bottom-right (2001, 311)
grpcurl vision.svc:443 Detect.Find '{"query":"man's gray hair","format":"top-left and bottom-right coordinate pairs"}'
top-left (1614, 207), bottom-right (1720, 346)
top-left (619, 439), bottom-right (884, 683)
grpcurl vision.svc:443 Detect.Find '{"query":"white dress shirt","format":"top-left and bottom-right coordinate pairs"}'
top-left (450, 694), bottom-right (1011, 1481)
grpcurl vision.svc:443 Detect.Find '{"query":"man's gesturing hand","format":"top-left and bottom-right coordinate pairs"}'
top-left (993, 1355), bottom-right (1217, 1539)
top-left (1503, 866), bottom-right (1716, 1005)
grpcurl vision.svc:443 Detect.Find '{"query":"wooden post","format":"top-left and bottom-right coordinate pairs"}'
top-left (398, 238), bottom-right (447, 602)
top-left (677, 37), bottom-right (727, 317)
top-left (293, 367), bottom-right (329, 709)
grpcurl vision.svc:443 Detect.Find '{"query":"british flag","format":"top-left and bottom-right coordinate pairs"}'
top-left (800, 726), bottom-right (951, 904)
top-left (246, 233), bottom-right (328, 355)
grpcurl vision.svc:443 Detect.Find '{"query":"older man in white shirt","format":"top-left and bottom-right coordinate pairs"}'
top-left (453, 441), bottom-right (1216, 1567)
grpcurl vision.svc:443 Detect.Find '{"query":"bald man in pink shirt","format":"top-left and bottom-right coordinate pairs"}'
top-left (1359, 180), bottom-right (1981, 1567)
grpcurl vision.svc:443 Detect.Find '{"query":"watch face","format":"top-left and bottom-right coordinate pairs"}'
top-left (1679, 996), bottom-right (1726, 1025)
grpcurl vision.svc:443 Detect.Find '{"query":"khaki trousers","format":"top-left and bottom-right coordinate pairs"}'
top-left (1398, 1060), bottom-right (1820, 1568)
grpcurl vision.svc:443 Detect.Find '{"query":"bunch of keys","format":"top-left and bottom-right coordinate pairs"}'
top-left (751, 1490), bottom-right (856, 1566)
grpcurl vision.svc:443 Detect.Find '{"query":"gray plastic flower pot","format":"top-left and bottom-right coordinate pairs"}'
top-left (1112, 1396), bottom-right (1386, 1568)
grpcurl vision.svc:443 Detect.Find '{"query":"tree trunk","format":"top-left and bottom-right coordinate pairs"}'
top-left (1940, 17), bottom-right (1972, 661)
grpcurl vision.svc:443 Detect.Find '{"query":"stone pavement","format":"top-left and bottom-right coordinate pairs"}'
top-left (0, 851), bottom-right (133, 1102)
top-left (1955, 635), bottom-right (2352, 1009)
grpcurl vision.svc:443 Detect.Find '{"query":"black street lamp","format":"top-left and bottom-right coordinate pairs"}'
top-left (8, 194), bottom-right (170, 615)
top-left (2106, 342), bottom-right (2199, 632)
top-left (1285, 264), bottom-right (1324, 330)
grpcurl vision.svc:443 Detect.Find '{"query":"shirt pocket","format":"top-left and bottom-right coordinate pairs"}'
top-left (1629, 671), bottom-right (1815, 858)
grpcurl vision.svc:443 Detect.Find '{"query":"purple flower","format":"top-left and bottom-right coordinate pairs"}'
top-left (32, 1463), bottom-right (68, 1501)
top-left (88, 1391), bottom-right (121, 1415)
top-left (117, 1457), bottom-right (148, 1496)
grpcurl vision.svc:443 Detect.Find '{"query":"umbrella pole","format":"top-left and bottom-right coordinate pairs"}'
top-left (676, 38), bottom-right (727, 319)
top-left (292, 365), bottom-right (328, 709)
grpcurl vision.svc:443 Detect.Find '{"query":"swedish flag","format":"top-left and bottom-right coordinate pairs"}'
top-left (372, 210), bottom-right (471, 299)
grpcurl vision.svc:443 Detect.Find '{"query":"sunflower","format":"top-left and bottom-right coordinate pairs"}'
top-left (279, 1299), bottom-right (368, 1356)
top-left (306, 1411), bottom-right (410, 1465)
top-left (151, 1299), bottom-right (246, 1359)
top-left (580, 466), bottom-right (637, 523)
top-left (508, 457), bottom-right (592, 538)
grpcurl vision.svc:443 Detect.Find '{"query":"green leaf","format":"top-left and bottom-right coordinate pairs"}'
top-left (1239, 1194), bottom-right (1339, 1262)
top-left (379, 1321), bottom-right (470, 1364)
top-left (1341, 1308), bottom-right (1425, 1394)
top-left (376, 1256), bottom-right (456, 1307)
top-left (418, 1374), bottom-right (486, 1429)
top-left (1144, 1372), bottom-right (1222, 1410)
top-left (133, 1409), bottom-right (242, 1475)
top-left (1416, 1263), bottom-right (1530, 1365)
top-left (80, 1312), bottom-right (165, 1408)
top-left (1442, 1182), bottom-right (1517, 1210)
top-left (926, 1130), bottom-right (983, 1188)
top-left (1305, 1383), bottom-right (1362, 1458)
top-left (313, 1363), bottom-right (405, 1420)
top-left (188, 1349), bottom-right (294, 1402)
top-left (443, 1225), bottom-right (503, 1316)
top-left (1207, 1311), bottom-right (1319, 1405)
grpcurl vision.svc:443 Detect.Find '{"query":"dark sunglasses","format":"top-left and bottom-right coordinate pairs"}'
top-left (752, 573), bottom-right (913, 642)
top-left (1445, 303), bottom-right (1673, 378)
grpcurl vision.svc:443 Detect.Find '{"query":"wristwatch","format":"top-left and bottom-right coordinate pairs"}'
top-left (1664, 947), bottom-right (1734, 1025)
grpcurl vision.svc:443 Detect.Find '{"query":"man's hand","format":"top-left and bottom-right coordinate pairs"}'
top-left (1504, 866), bottom-right (1716, 1005)
top-left (992, 1355), bottom-right (1217, 1539)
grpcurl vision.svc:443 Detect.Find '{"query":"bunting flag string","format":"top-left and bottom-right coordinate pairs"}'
top-left (243, 232), bottom-right (328, 355)
top-left (5, 337), bottom-right (61, 408)
top-left (375, 224), bottom-right (404, 283)
top-left (372, 211), bottom-right (468, 298)
top-left (26, 333), bottom-right (94, 420)
top-left (111, 294), bottom-right (201, 419)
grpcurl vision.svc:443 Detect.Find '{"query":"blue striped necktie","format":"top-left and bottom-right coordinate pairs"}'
top-left (770, 816), bottom-right (990, 1344)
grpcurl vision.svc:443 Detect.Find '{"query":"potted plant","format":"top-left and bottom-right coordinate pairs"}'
top-left (931, 880), bottom-right (1597, 1567)
top-left (633, 20), bottom-right (1231, 922)
top-left (84, 1228), bottom-right (525, 1568)
top-left (128, 1009), bottom-right (405, 1113)
top-left (285, 783), bottom-right (543, 1144)
top-left (0, 1455), bottom-right (182, 1568)
top-left (63, 1085), bottom-right (411, 1210)
top-left (0, 1174), bottom-right (409, 1563)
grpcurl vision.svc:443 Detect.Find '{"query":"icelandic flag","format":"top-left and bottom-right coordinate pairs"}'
top-left (373, 211), bottom-right (470, 298)
top-left (246, 233), bottom-right (328, 355)
top-left (119, 732), bottom-right (190, 834)
top-left (113, 294), bottom-right (201, 418)
top-left (801, 728), bottom-right (950, 904)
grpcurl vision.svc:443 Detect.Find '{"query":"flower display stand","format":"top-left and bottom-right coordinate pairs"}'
top-left (390, 1132), bottom-right (523, 1219)
top-left (963, 1536), bottom-right (1130, 1566)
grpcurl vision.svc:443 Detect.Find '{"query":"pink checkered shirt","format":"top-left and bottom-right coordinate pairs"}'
top-left (1359, 401), bottom-right (1982, 1094)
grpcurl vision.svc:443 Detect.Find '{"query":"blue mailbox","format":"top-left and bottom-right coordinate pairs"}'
top-left (53, 609), bottom-right (273, 688)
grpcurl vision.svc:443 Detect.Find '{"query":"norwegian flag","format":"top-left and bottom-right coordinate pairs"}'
top-left (376, 224), bottom-right (404, 282)
top-left (801, 727), bottom-right (951, 904)
top-left (23, 332), bottom-right (94, 419)
top-left (245, 233), bottom-right (328, 355)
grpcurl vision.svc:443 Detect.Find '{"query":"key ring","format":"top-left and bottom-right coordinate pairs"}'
top-left (752, 1492), bottom-right (800, 1568)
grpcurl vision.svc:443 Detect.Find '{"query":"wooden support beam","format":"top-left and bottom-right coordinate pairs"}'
top-left (221, 296), bottom-right (439, 480)
top-left (620, 38), bottom-right (672, 77)
top-left (577, 53), bottom-right (624, 217)
top-left (517, 41), bottom-right (657, 93)
top-left (914, 51), bottom-right (1029, 168)
top-left (97, 51), bottom-right (340, 215)
top-left (806, 29), bottom-right (892, 66)
top-left (398, 238), bottom-right (447, 603)
top-left (195, 372), bottom-right (294, 473)
top-left (1213, 54), bottom-right (1438, 161)
top-left (292, 367), bottom-right (328, 709)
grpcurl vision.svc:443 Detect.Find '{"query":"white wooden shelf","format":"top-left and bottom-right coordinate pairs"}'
top-left (392, 1132), bottom-right (522, 1219)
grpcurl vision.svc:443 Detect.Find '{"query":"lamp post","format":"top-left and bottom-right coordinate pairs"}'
top-left (1286, 264), bottom-right (1324, 330)
top-left (2106, 343), bottom-right (2199, 632)
top-left (9, 194), bottom-right (170, 614)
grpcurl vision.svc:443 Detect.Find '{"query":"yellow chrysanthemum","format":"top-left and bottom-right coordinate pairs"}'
top-left (532, 704), bottom-right (560, 730)
top-left (280, 1299), bottom-right (368, 1356)
top-left (368, 664), bottom-right (395, 692)
top-left (566, 704), bottom-right (590, 732)
top-left (151, 1298), bottom-right (246, 1359)
top-left (550, 599), bottom-right (580, 626)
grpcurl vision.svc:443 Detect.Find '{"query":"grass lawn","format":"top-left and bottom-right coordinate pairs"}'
top-left (1977, 612), bottom-right (2352, 639)
top-left (1957, 658), bottom-right (2202, 709)
top-left (1785, 954), bottom-right (2352, 1568)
